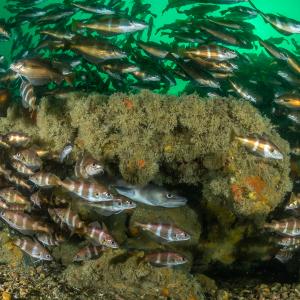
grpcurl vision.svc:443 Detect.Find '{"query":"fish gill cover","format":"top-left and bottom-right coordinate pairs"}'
top-left (0, 0), bottom-right (299, 299)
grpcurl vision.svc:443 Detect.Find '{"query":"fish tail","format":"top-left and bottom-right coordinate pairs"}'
top-left (248, 0), bottom-right (259, 12)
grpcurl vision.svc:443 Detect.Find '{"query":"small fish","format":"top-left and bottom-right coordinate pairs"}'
top-left (75, 152), bottom-right (104, 179)
top-left (249, 0), bottom-right (300, 35)
top-left (73, 245), bottom-right (104, 262)
top-left (176, 60), bottom-right (220, 89)
top-left (285, 192), bottom-right (300, 210)
top-left (13, 148), bottom-right (42, 170)
top-left (84, 223), bottom-right (118, 248)
top-left (29, 172), bottom-right (61, 187)
top-left (137, 41), bottom-right (171, 59)
top-left (0, 187), bottom-right (29, 205)
top-left (229, 80), bottom-right (262, 104)
top-left (264, 218), bottom-right (300, 236)
top-left (276, 236), bottom-right (300, 248)
top-left (144, 252), bottom-right (187, 267)
top-left (48, 207), bottom-right (85, 230)
top-left (10, 159), bottom-right (35, 176)
top-left (234, 135), bottom-right (283, 160)
top-left (0, 210), bottom-right (51, 235)
top-left (20, 80), bottom-right (37, 112)
top-left (0, 199), bottom-right (26, 211)
top-left (258, 39), bottom-right (288, 61)
top-left (86, 197), bottom-right (136, 216)
top-left (59, 143), bottom-right (73, 163)
top-left (275, 248), bottom-right (293, 263)
top-left (13, 237), bottom-right (53, 261)
top-left (5, 132), bottom-right (31, 147)
top-left (72, 16), bottom-right (147, 35)
top-left (39, 30), bottom-right (75, 41)
top-left (36, 232), bottom-right (65, 246)
top-left (29, 146), bottom-right (50, 158)
top-left (7, 174), bottom-right (33, 191)
top-left (181, 45), bottom-right (237, 61)
top-left (114, 183), bottom-right (187, 207)
top-left (72, 3), bottom-right (115, 15)
top-left (134, 222), bottom-right (190, 242)
top-left (10, 58), bottom-right (71, 86)
top-left (67, 37), bottom-right (126, 63)
top-left (274, 94), bottom-right (300, 109)
top-left (60, 178), bottom-right (113, 202)
top-left (287, 55), bottom-right (300, 75)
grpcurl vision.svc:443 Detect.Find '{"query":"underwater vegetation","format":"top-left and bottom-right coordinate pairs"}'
top-left (0, 90), bottom-right (293, 293)
top-left (0, 0), bottom-right (300, 298)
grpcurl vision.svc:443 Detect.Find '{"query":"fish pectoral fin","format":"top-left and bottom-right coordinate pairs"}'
top-left (114, 186), bottom-right (135, 197)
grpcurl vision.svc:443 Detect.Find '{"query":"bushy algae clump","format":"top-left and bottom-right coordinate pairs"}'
top-left (0, 89), bottom-right (292, 273)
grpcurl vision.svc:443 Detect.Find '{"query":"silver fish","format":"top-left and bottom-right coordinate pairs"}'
top-left (114, 183), bottom-right (187, 207)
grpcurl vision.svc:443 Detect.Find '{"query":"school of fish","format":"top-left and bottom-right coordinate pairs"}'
top-left (0, 0), bottom-right (299, 266)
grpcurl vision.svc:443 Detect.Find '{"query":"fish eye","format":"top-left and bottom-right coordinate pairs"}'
top-left (118, 202), bottom-right (122, 206)
top-left (166, 193), bottom-right (174, 199)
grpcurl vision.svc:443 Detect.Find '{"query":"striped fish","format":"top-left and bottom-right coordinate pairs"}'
top-left (134, 222), bottom-right (190, 242)
top-left (86, 197), bottom-right (136, 215)
top-left (75, 152), bottom-right (104, 179)
top-left (274, 94), bottom-right (300, 109)
top-left (229, 79), bottom-right (263, 104)
top-left (7, 174), bottom-right (33, 191)
top-left (36, 232), bottom-right (65, 246)
top-left (59, 178), bottom-right (113, 202)
top-left (249, 0), bottom-right (300, 35)
top-left (73, 245), bottom-right (104, 262)
top-left (29, 171), bottom-right (61, 187)
top-left (285, 192), bottom-right (300, 210)
top-left (13, 148), bottom-right (42, 170)
top-left (84, 223), bottom-right (118, 248)
top-left (5, 132), bottom-right (31, 147)
top-left (264, 218), bottom-right (300, 237)
top-left (20, 80), bottom-right (37, 111)
top-left (0, 187), bottom-right (29, 205)
top-left (10, 159), bottom-right (35, 176)
top-left (182, 44), bottom-right (237, 61)
top-left (0, 199), bottom-right (27, 211)
top-left (0, 210), bottom-right (52, 235)
top-left (234, 135), bottom-right (283, 160)
top-left (48, 207), bottom-right (85, 230)
top-left (13, 237), bottom-right (53, 261)
top-left (276, 236), bottom-right (300, 248)
top-left (144, 252), bottom-right (187, 267)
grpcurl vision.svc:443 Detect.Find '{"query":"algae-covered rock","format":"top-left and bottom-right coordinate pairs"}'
top-left (0, 90), bottom-right (291, 219)
top-left (63, 249), bottom-right (204, 299)
top-left (0, 90), bottom-right (292, 270)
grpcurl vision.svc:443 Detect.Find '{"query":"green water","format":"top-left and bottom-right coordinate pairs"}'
top-left (0, 0), bottom-right (300, 95)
